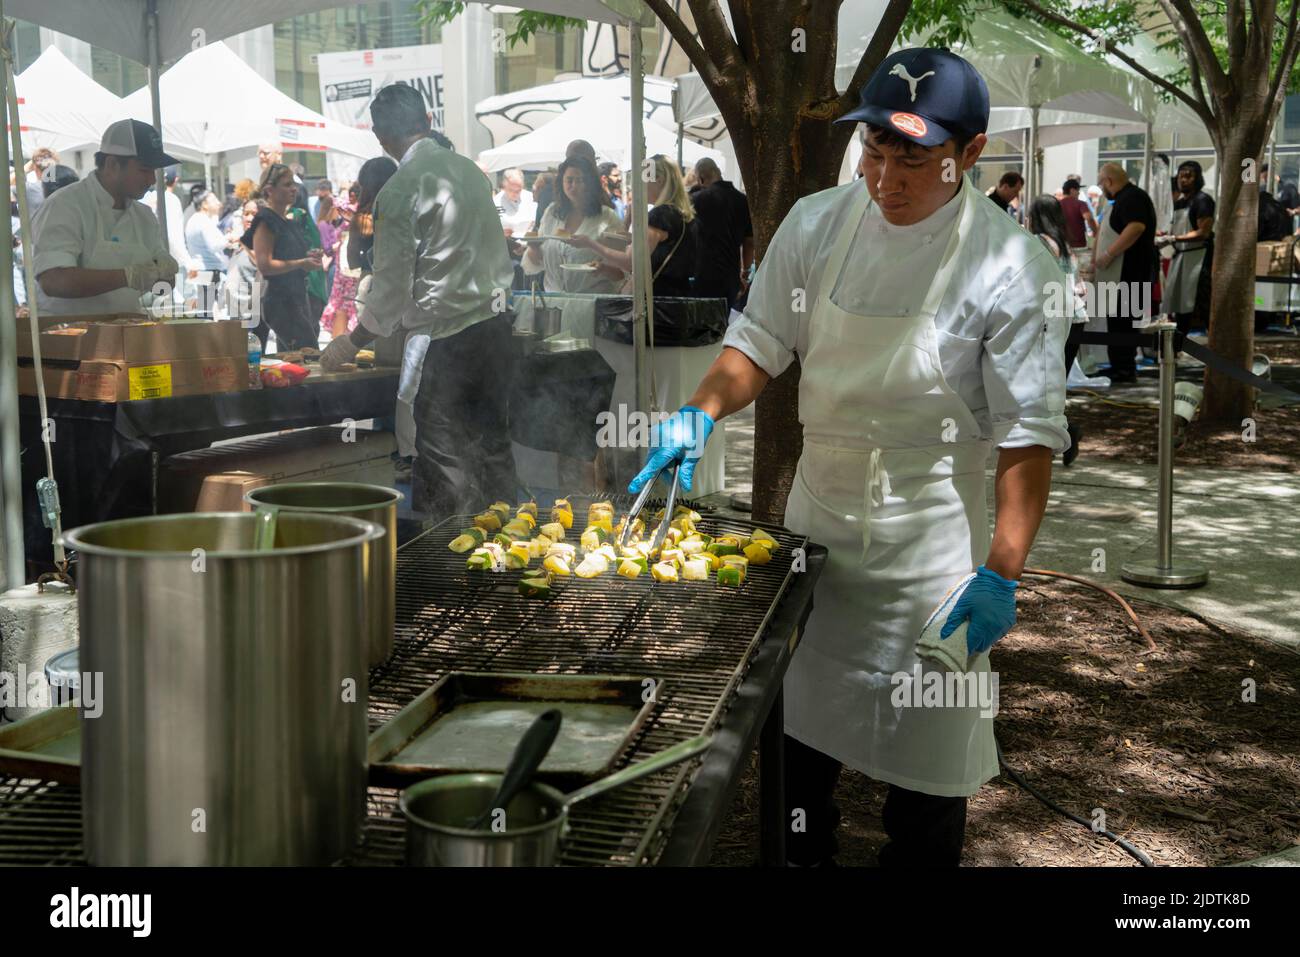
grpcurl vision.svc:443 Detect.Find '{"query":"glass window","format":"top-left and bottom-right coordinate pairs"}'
top-left (493, 12), bottom-right (583, 91)
top-left (272, 3), bottom-right (442, 178)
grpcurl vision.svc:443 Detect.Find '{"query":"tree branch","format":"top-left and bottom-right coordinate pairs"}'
top-left (685, 0), bottom-right (741, 74)
top-left (1010, 0), bottom-right (1216, 129)
top-left (642, 0), bottom-right (724, 88)
top-left (727, 0), bottom-right (752, 64)
top-left (1185, 41), bottom-right (1212, 120)
top-left (1153, 0), bottom-right (1226, 115)
top-left (1167, 0), bottom-right (1232, 95)
top-left (839, 0), bottom-right (912, 111)
top-left (1226, 0), bottom-right (1249, 62)
top-left (1266, 0), bottom-right (1300, 123)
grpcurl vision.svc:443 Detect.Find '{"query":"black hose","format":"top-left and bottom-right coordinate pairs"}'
top-left (996, 738), bottom-right (1154, 867)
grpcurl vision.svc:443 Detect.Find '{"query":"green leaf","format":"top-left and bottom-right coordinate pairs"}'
top-left (414, 1), bottom-right (584, 49)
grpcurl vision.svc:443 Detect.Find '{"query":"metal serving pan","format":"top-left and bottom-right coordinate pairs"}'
top-left (368, 671), bottom-right (660, 788)
top-left (0, 707), bottom-right (80, 785)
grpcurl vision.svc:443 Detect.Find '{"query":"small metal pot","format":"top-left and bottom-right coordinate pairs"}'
top-left (400, 734), bottom-right (712, 867)
top-left (244, 482), bottom-right (403, 667)
top-left (401, 775), bottom-right (569, 867)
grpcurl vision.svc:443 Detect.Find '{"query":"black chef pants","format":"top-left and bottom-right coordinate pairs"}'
top-left (784, 735), bottom-right (968, 867)
top-left (1106, 308), bottom-right (1138, 378)
top-left (411, 315), bottom-right (519, 520)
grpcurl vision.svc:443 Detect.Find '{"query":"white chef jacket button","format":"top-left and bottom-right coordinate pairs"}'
top-left (923, 235), bottom-right (933, 244)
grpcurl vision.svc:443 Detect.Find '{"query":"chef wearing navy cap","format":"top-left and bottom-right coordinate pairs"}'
top-left (629, 48), bottom-right (1069, 865)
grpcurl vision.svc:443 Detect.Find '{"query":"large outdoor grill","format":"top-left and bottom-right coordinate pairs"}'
top-left (0, 493), bottom-right (813, 866)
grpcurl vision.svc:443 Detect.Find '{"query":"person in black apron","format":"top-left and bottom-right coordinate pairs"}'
top-left (1156, 160), bottom-right (1213, 338)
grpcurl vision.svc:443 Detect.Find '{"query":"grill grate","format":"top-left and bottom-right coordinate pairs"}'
top-left (0, 494), bottom-right (806, 867)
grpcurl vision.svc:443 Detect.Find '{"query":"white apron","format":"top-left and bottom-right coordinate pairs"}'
top-left (1162, 205), bottom-right (1207, 316)
top-left (1091, 209), bottom-right (1126, 314)
top-left (37, 200), bottom-right (153, 317)
top-left (782, 179), bottom-right (999, 797)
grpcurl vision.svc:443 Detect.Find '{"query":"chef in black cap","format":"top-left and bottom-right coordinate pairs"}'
top-left (1157, 160), bottom-right (1214, 336)
top-left (630, 48), bottom-right (1069, 866)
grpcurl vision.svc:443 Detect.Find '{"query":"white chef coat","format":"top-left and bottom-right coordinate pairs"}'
top-left (495, 187), bottom-right (537, 235)
top-left (725, 178), bottom-right (1069, 452)
top-left (31, 170), bottom-right (168, 317)
top-left (360, 137), bottom-right (515, 342)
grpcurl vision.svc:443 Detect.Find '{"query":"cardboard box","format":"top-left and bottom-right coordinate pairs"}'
top-left (17, 317), bottom-right (247, 363)
top-left (1256, 240), bottom-right (1300, 277)
top-left (157, 427), bottom-right (397, 513)
top-left (18, 355), bottom-right (247, 402)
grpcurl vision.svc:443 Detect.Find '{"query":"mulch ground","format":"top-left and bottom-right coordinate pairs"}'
top-left (708, 580), bottom-right (1300, 867)
top-left (706, 335), bottom-right (1300, 867)
top-left (1064, 337), bottom-right (1300, 470)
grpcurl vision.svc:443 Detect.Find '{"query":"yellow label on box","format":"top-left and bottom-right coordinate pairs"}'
top-left (128, 363), bottom-right (172, 400)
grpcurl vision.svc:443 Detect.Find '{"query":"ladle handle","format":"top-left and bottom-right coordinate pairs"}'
top-left (253, 506), bottom-right (279, 551)
top-left (470, 708), bottom-right (563, 830)
top-left (563, 734), bottom-right (712, 810)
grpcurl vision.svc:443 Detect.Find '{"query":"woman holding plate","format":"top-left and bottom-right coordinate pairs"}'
top-left (523, 155), bottom-right (625, 294)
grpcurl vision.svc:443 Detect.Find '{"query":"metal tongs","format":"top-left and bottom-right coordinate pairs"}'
top-left (619, 458), bottom-right (682, 554)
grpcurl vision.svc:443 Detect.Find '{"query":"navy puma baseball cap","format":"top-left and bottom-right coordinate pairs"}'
top-left (837, 48), bottom-right (990, 147)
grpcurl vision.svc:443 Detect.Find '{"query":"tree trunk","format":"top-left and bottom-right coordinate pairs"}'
top-left (747, 112), bottom-right (855, 525)
top-left (723, 3), bottom-right (859, 525)
top-left (1201, 105), bottom-right (1269, 425)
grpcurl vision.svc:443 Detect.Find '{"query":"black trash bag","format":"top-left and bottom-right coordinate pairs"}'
top-left (1258, 191), bottom-right (1292, 242)
top-left (594, 296), bottom-right (729, 348)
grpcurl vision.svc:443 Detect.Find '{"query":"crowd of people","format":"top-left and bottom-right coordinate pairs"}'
top-left (483, 142), bottom-right (754, 310)
top-left (976, 147), bottom-right (1294, 467)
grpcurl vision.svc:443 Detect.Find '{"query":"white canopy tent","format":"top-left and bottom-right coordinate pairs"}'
top-left (476, 74), bottom-right (684, 147)
top-left (0, 0), bottom-right (661, 588)
top-left (120, 40), bottom-right (382, 177)
top-left (942, 11), bottom-right (1153, 200)
top-left (11, 45), bottom-right (128, 158)
top-left (478, 90), bottom-right (725, 173)
top-left (0, 0), bottom-right (648, 65)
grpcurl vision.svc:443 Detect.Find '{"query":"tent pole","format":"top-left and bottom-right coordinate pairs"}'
top-left (1022, 128), bottom-right (1030, 199)
top-left (146, 0), bottom-right (168, 251)
top-left (629, 20), bottom-right (649, 422)
top-left (0, 7), bottom-right (26, 587)
top-left (1143, 120), bottom-right (1153, 194)
top-left (1027, 105), bottom-right (1039, 205)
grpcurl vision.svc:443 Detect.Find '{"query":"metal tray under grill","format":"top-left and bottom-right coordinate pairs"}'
top-left (368, 671), bottom-right (658, 787)
top-left (0, 707), bottom-right (80, 785)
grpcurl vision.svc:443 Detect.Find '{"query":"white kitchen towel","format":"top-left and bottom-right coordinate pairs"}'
top-left (395, 333), bottom-right (432, 459)
top-left (916, 571), bottom-right (977, 673)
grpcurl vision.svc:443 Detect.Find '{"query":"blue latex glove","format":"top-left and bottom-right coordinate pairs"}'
top-left (939, 565), bottom-right (1019, 657)
top-left (628, 405), bottom-right (715, 493)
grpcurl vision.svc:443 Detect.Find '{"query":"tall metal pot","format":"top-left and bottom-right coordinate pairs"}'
top-left (244, 482), bottom-right (402, 667)
top-left (63, 511), bottom-right (381, 866)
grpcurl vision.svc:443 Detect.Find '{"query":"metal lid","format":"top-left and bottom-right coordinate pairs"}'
top-left (44, 649), bottom-right (80, 689)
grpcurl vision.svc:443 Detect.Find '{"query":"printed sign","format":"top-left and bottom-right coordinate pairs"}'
top-left (317, 44), bottom-right (444, 132)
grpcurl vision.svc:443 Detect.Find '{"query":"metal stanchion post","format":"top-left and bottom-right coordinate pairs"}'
top-left (1121, 322), bottom-right (1209, 588)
